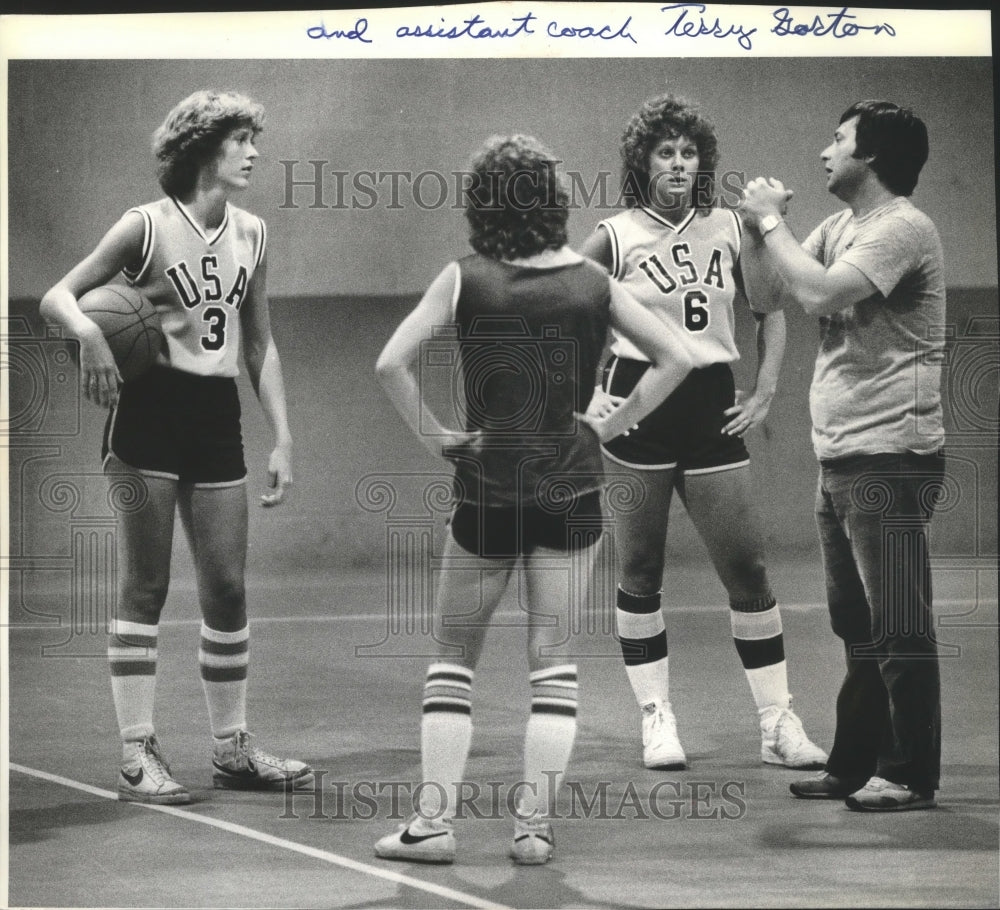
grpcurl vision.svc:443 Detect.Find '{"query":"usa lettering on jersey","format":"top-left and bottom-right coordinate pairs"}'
top-left (635, 241), bottom-right (727, 333)
top-left (164, 256), bottom-right (249, 354)
top-left (122, 198), bottom-right (265, 377)
top-left (600, 207), bottom-right (744, 367)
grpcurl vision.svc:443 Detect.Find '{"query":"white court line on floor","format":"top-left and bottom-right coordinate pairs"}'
top-left (7, 598), bottom-right (995, 630)
top-left (9, 763), bottom-right (514, 910)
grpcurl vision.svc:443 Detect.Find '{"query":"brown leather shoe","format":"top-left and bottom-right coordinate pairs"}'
top-left (789, 772), bottom-right (867, 799)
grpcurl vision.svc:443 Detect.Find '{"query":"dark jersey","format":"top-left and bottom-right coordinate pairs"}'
top-left (449, 254), bottom-right (611, 508)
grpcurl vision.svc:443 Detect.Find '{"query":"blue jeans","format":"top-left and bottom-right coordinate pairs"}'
top-left (815, 451), bottom-right (945, 793)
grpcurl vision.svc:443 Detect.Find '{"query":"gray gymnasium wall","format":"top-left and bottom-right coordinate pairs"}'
top-left (8, 57), bottom-right (998, 295)
top-left (7, 58), bottom-right (998, 580)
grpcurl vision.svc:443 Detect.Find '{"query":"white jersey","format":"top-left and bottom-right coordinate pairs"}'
top-left (122, 197), bottom-right (266, 377)
top-left (599, 206), bottom-right (745, 368)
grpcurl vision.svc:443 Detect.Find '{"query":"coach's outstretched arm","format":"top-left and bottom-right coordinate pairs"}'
top-left (740, 177), bottom-right (878, 316)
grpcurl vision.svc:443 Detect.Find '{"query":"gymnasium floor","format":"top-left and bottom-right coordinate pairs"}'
top-left (7, 557), bottom-right (998, 909)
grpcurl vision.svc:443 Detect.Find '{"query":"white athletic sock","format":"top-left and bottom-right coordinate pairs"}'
top-left (419, 662), bottom-right (473, 822)
top-left (199, 623), bottom-right (249, 739)
top-left (616, 588), bottom-right (669, 708)
top-left (108, 618), bottom-right (158, 745)
top-left (730, 603), bottom-right (790, 712)
top-left (521, 664), bottom-right (578, 818)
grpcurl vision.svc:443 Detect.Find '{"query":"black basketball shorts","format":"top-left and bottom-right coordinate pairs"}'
top-left (600, 357), bottom-right (750, 474)
top-left (450, 489), bottom-right (604, 559)
top-left (102, 365), bottom-right (246, 486)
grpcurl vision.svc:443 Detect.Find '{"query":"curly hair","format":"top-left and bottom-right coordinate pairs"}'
top-left (841, 99), bottom-right (928, 197)
top-left (464, 135), bottom-right (569, 260)
top-left (619, 93), bottom-right (720, 209)
top-left (152, 90), bottom-right (265, 197)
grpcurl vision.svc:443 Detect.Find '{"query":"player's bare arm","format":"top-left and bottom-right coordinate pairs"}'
top-left (579, 280), bottom-right (693, 442)
top-left (579, 227), bottom-right (624, 418)
top-left (723, 309), bottom-right (786, 437)
top-left (39, 210), bottom-right (146, 407)
top-left (376, 261), bottom-right (481, 459)
top-left (241, 252), bottom-right (293, 506)
top-left (578, 226), bottom-right (613, 273)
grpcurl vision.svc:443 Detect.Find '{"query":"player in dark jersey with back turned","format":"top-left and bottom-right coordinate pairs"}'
top-left (373, 134), bottom-right (693, 865)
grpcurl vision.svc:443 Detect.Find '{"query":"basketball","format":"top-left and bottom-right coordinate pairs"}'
top-left (78, 284), bottom-right (164, 382)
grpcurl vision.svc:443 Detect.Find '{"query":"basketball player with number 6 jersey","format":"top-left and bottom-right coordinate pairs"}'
top-left (600, 203), bottom-right (742, 367)
top-left (581, 92), bottom-right (827, 772)
top-left (40, 90), bottom-right (312, 805)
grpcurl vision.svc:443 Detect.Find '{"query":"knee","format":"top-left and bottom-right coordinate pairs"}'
top-left (119, 577), bottom-right (169, 624)
top-left (618, 554), bottom-right (664, 595)
top-left (723, 554), bottom-right (770, 601)
top-left (203, 574), bottom-right (247, 615)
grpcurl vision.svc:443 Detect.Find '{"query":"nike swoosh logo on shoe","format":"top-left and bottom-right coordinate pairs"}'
top-left (399, 828), bottom-right (449, 845)
top-left (514, 833), bottom-right (553, 844)
top-left (121, 768), bottom-right (143, 786)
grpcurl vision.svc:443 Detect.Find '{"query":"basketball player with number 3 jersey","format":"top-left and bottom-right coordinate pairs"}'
top-left (122, 196), bottom-right (265, 377)
top-left (40, 90), bottom-right (312, 806)
top-left (581, 92), bottom-right (827, 773)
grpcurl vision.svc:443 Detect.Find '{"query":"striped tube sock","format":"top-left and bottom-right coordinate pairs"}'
top-left (730, 595), bottom-right (790, 712)
top-left (419, 662), bottom-right (473, 821)
top-left (521, 664), bottom-right (578, 818)
top-left (616, 587), bottom-right (669, 708)
top-left (108, 618), bottom-right (158, 744)
top-left (199, 623), bottom-right (249, 740)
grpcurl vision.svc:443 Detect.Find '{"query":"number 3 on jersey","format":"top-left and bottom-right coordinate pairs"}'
top-left (201, 307), bottom-right (227, 351)
top-left (637, 253), bottom-right (710, 333)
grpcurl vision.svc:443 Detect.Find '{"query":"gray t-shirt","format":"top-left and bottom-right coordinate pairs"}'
top-left (802, 196), bottom-right (946, 459)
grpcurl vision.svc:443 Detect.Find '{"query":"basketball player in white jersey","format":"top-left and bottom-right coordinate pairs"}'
top-left (581, 92), bottom-right (827, 771)
top-left (40, 90), bottom-right (312, 804)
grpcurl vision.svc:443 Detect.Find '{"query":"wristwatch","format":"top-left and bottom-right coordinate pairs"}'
top-left (760, 214), bottom-right (783, 237)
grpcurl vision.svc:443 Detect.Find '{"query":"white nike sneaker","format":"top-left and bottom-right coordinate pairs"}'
top-left (509, 815), bottom-right (555, 865)
top-left (374, 814), bottom-right (456, 864)
top-left (118, 735), bottom-right (191, 805)
top-left (760, 702), bottom-right (828, 769)
top-left (212, 730), bottom-right (314, 790)
top-left (641, 701), bottom-right (687, 770)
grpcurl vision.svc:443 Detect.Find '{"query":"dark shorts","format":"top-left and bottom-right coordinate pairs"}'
top-left (450, 489), bottom-right (604, 559)
top-left (600, 357), bottom-right (750, 474)
top-left (102, 365), bottom-right (246, 486)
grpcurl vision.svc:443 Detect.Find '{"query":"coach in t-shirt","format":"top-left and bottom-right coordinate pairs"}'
top-left (739, 100), bottom-right (946, 812)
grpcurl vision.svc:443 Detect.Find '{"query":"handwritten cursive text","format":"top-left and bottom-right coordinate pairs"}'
top-left (396, 12), bottom-right (537, 40)
top-left (547, 15), bottom-right (637, 43)
top-left (771, 7), bottom-right (896, 38)
top-left (660, 3), bottom-right (757, 51)
top-left (306, 18), bottom-right (372, 43)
